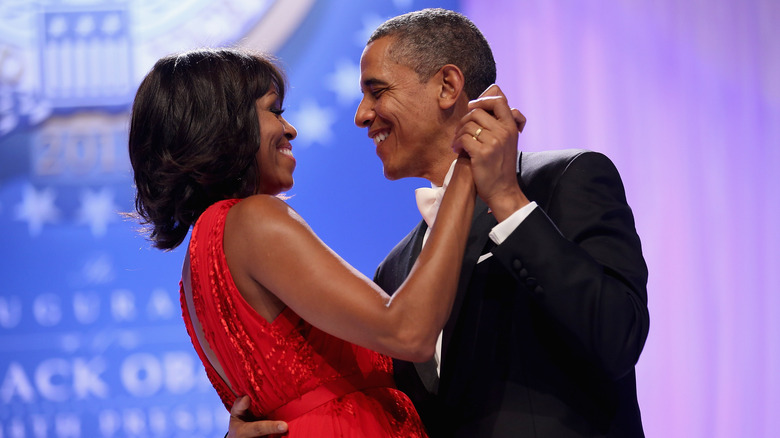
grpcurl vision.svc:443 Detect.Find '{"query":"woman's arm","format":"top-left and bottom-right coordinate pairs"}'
top-left (224, 157), bottom-right (475, 362)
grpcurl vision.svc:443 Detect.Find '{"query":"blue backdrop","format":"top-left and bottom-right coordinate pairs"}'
top-left (0, 1), bottom-right (455, 436)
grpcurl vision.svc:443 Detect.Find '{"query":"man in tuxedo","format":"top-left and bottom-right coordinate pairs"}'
top-left (229, 8), bottom-right (648, 437)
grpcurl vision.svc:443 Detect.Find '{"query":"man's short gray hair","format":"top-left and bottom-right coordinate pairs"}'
top-left (368, 8), bottom-right (497, 100)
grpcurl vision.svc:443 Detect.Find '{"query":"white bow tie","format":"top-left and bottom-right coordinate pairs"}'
top-left (415, 185), bottom-right (445, 228)
top-left (414, 160), bottom-right (457, 228)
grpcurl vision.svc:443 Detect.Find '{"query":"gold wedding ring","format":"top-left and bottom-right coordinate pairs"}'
top-left (472, 127), bottom-right (483, 141)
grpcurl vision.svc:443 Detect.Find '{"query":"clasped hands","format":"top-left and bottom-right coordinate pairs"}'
top-left (453, 84), bottom-right (530, 222)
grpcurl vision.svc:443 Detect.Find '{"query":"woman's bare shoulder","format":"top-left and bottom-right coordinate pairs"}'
top-left (228, 194), bottom-right (307, 236)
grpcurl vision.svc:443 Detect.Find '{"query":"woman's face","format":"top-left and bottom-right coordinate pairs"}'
top-left (254, 90), bottom-right (297, 195)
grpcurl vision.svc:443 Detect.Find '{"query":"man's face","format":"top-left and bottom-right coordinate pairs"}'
top-left (354, 37), bottom-right (443, 181)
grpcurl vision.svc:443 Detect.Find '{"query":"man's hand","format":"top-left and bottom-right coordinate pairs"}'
top-left (227, 396), bottom-right (288, 437)
top-left (453, 84), bottom-right (529, 222)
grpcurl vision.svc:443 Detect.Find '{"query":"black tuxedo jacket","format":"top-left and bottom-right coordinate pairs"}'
top-left (374, 149), bottom-right (649, 437)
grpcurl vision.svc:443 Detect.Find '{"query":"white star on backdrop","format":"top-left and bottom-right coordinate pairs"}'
top-left (0, 112), bottom-right (18, 135)
top-left (15, 184), bottom-right (60, 236)
top-left (76, 187), bottom-right (119, 237)
top-left (327, 59), bottom-right (362, 105)
top-left (287, 100), bottom-right (336, 147)
top-left (18, 94), bottom-right (53, 125)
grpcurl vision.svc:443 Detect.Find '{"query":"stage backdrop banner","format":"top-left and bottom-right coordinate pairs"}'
top-left (0, 1), bottom-right (456, 437)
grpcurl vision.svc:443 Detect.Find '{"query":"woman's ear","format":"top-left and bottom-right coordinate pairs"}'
top-left (437, 64), bottom-right (466, 110)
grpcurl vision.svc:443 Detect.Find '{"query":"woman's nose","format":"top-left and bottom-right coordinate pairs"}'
top-left (282, 117), bottom-right (297, 139)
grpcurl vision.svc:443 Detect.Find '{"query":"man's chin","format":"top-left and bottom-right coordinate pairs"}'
top-left (382, 166), bottom-right (403, 181)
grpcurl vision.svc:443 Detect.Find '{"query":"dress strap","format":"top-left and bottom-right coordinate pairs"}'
top-left (266, 372), bottom-right (396, 421)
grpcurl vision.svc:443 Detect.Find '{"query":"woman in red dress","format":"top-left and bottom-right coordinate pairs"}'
top-left (128, 48), bottom-right (475, 437)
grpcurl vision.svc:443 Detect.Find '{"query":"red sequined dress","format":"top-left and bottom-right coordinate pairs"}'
top-left (180, 199), bottom-right (428, 437)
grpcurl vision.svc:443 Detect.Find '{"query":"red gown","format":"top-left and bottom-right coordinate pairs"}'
top-left (180, 199), bottom-right (428, 437)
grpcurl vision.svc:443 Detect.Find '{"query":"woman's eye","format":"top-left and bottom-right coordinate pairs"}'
top-left (270, 108), bottom-right (285, 116)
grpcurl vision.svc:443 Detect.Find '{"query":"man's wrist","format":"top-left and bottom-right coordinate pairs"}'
top-left (488, 190), bottom-right (530, 222)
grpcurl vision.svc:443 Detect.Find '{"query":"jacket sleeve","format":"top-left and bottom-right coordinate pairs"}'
top-left (491, 150), bottom-right (649, 380)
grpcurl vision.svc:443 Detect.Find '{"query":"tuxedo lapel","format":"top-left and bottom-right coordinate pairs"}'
top-left (439, 153), bottom-right (522, 392)
top-left (396, 195), bottom-right (497, 397)
top-left (441, 198), bottom-right (495, 362)
top-left (394, 221), bottom-right (427, 290)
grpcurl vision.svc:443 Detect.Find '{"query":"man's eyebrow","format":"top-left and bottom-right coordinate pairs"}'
top-left (362, 78), bottom-right (388, 88)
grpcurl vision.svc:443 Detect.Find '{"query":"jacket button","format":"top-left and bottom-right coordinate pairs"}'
top-left (512, 259), bottom-right (523, 270)
top-left (534, 286), bottom-right (544, 295)
top-left (518, 268), bottom-right (528, 279)
top-left (526, 277), bottom-right (538, 288)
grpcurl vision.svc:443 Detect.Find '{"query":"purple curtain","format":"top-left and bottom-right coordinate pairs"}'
top-left (462, 0), bottom-right (780, 436)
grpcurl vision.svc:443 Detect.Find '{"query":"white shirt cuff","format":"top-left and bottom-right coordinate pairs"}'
top-left (488, 201), bottom-right (538, 245)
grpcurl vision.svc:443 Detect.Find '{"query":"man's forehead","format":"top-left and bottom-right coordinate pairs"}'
top-left (359, 38), bottom-right (416, 85)
top-left (359, 42), bottom-right (389, 83)
top-left (360, 39), bottom-right (385, 66)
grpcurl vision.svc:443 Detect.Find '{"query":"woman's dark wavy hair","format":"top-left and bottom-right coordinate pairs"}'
top-left (128, 48), bottom-right (286, 250)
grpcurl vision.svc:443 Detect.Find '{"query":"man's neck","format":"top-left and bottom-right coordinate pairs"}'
top-left (426, 153), bottom-right (458, 186)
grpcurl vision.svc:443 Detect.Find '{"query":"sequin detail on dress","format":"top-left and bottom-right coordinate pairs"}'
top-left (181, 199), bottom-right (427, 437)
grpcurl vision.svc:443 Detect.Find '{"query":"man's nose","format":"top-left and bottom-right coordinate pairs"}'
top-left (354, 97), bottom-right (373, 128)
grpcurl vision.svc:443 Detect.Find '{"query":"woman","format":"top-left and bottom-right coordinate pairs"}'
top-left (128, 48), bottom-right (475, 437)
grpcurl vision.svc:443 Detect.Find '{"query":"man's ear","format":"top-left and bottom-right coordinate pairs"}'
top-left (437, 64), bottom-right (466, 110)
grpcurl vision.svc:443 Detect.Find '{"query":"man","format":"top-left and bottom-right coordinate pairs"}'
top-left (229, 8), bottom-right (648, 437)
